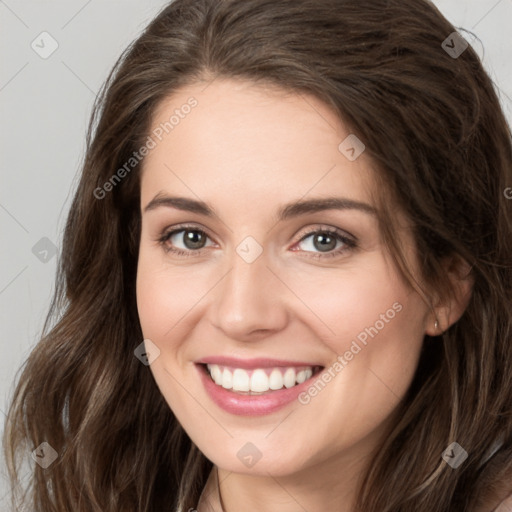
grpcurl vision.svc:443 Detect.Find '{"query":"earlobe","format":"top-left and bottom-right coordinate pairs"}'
top-left (425, 255), bottom-right (474, 336)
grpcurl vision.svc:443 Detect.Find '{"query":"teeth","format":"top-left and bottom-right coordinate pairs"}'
top-left (232, 369), bottom-right (250, 391)
top-left (283, 368), bottom-right (296, 388)
top-left (269, 369), bottom-right (283, 390)
top-left (206, 364), bottom-right (316, 393)
top-left (221, 367), bottom-right (233, 389)
top-left (210, 364), bottom-right (222, 385)
top-left (250, 369), bottom-right (269, 392)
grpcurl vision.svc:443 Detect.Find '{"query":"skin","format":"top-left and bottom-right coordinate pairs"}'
top-left (136, 78), bottom-right (471, 511)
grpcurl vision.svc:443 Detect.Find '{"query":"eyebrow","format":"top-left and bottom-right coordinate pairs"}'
top-left (143, 193), bottom-right (377, 219)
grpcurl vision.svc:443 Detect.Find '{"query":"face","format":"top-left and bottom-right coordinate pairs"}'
top-left (136, 78), bottom-right (432, 478)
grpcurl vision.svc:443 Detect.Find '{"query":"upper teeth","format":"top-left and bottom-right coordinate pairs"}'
top-left (206, 364), bottom-right (314, 393)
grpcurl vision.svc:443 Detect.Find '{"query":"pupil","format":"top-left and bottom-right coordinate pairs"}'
top-left (184, 230), bottom-right (205, 249)
top-left (314, 233), bottom-right (336, 252)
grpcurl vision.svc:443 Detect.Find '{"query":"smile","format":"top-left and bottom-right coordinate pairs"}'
top-left (206, 364), bottom-right (322, 394)
top-left (195, 357), bottom-right (325, 416)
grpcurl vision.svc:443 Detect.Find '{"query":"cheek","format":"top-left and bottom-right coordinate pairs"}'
top-left (286, 259), bottom-right (427, 412)
top-left (284, 258), bottom-right (418, 352)
top-left (135, 250), bottom-right (205, 410)
top-left (136, 249), bottom-right (210, 342)
top-left (288, 289), bottom-right (426, 467)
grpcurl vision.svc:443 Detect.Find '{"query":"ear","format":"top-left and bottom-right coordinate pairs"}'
top-left (425, 255), bottom-right (474, 336)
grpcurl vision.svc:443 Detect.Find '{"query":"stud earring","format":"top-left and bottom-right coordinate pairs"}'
top-left (434, 319), bottom-right (439, 331)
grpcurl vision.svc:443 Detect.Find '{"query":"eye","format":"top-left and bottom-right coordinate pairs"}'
top-left (158, 225), bottom-right (215, 256)
top-left (293, 227), bottom-right (357, 258)
top-left (157, 224), bottom-right (357, 259)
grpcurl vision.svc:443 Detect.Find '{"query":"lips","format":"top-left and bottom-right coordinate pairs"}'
top-left (195, 357), bottom-right (324, 415)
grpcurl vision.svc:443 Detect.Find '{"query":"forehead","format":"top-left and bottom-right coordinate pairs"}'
top-left (140, 78), bottom-right (377, 210)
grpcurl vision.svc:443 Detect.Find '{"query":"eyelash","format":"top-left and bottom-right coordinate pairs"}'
top-left (157, 223), bottom-right (357, 259)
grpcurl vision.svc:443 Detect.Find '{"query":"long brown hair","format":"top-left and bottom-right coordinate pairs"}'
top-left (3, 0), bottom-right (512, 510)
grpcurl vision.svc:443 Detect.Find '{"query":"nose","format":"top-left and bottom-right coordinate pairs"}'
top-left (208, 249), bottom-right (289, 341)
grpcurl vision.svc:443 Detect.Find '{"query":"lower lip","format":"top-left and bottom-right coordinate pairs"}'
top-left (196, 364), bottom-right (320, 416)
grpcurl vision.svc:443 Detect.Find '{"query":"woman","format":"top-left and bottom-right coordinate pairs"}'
top-left (3, 0), bottom-right (512, 511)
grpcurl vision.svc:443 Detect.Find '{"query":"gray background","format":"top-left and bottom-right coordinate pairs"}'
top-left (1, 0), bottom-right (511, 506)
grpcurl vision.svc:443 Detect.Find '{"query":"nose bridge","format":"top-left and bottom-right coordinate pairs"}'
top-left (210, 242), bottom-right (288, 338)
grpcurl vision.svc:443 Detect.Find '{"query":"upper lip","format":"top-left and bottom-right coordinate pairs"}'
top-left (195, 356), bottom-right (324, 369)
